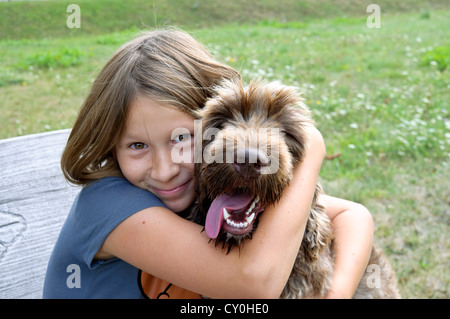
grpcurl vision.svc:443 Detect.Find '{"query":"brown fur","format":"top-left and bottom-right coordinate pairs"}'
top-left (188, 79), bottom-right (400, 298)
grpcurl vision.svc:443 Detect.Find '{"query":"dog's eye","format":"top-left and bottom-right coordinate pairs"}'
top-left (173, 134), bottom-right (191, 143)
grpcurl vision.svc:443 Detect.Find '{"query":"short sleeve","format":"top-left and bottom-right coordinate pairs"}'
top-left (70, 177), bottom-right (166, 269)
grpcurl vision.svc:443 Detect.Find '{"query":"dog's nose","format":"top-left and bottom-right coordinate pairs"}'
top-left (233, 148), bottom-right (270, 179)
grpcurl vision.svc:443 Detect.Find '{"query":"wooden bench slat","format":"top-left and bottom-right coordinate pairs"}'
top-left (0, 129), bottom-right (80, 298)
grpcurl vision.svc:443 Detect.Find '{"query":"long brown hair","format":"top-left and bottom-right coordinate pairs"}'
top-left (61, 29), bottom-right (240, 185)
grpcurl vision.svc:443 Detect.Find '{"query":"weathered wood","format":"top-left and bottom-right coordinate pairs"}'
top-left (0, 129), bottom-right (80, 298)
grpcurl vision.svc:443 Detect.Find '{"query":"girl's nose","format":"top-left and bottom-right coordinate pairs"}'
top-left (150, 148), bottom-right (180, 183)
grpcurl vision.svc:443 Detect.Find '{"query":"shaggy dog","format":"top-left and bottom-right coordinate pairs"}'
top-left (188, 79), bottom-right (400, 299)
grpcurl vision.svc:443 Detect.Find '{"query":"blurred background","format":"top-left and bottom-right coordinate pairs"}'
top-left (0, 0), bottom-right (448, 298)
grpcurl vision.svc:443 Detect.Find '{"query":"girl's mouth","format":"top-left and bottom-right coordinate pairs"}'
top-left (149, 179), bottom-right (192, 198)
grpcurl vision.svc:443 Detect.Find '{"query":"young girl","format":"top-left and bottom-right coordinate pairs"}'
top-left (43, 29), bottom-right (373, 299)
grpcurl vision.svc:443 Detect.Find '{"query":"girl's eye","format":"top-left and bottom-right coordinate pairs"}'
top-left (173, 134), bottom-right (191, 143)
top-left (130, 142), bottom-right (147, 150)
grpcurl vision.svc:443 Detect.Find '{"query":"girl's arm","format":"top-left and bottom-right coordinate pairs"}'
top-left (99, 126), bottom-right (325, 298)
top-left (323, 195), bottom-right (374, 298)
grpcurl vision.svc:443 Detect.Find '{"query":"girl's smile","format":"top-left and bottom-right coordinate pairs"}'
top-left (147, 178), bottom-right (193, 199)
top-left (115, 95), bottom-right (197, 213)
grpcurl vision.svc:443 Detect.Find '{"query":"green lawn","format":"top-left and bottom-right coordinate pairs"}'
top-left (1, 1), bottom-right (448, 298)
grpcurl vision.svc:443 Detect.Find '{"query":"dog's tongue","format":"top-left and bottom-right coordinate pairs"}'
top-left (205, 193), bottom-right (254, 238)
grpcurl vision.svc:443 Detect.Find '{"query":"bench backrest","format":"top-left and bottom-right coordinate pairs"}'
top-left (0, 129), bottom-right (80, 298)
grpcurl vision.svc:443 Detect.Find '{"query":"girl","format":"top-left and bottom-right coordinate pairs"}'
top-left (43, 29), bottom-right (373, 299)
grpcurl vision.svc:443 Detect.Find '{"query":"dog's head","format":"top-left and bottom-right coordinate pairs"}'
top-left (193, 79), bottom-right (314, 250)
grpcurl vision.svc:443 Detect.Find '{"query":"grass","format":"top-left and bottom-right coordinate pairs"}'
top-left (0, 0), bottom-right (449, 298)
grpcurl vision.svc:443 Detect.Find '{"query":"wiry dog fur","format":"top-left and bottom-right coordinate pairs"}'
top-left (188, 79), bottom-right (400, 299)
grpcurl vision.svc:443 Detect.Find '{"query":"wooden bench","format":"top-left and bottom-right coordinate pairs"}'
top-left (0, 129), bottom-right (80, 298)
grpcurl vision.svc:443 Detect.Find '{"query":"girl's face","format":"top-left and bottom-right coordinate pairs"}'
top-left (115, 95), bottom-right (196, 213)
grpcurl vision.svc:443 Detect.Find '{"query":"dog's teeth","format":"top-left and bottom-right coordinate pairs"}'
top-left (223, 208), bottom-right (230, 220)
top-left (225, 219), bottom-right (249, 229)
top-left (246, 212), bottom-right (255, 224)
top-left (227, 220), bottom-right (237, 227)
top-left (246, 199), bottom-right (257, 216)
top-left (255, 195), bottom-right (260, 203)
